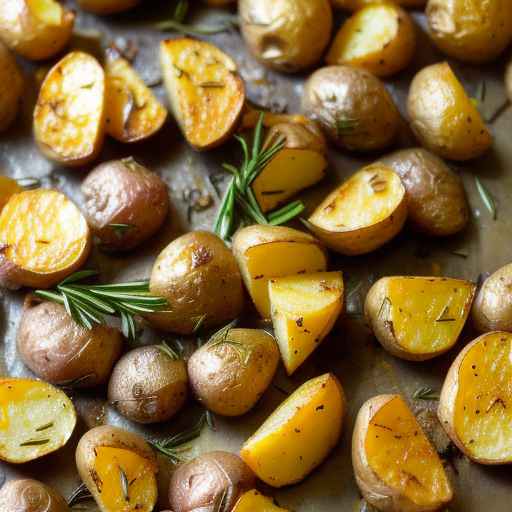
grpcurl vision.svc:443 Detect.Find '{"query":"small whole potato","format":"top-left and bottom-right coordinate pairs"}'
top-left (302, 66), bottom-right (401, 152)
top-left (0, 43), bottom-right (23, 132)
top-left (239, 0), bottom-right (333, 72)
top-left (82, 157), bottom-right (169, 252)
top-left (169, 451), bottom-right (256, 512)
top-left (148, 231), bottom-right (244, 334)
top-left (0, 478), bottom-right (69, 512)
top-left (108, 344), bottom-right (188, 424)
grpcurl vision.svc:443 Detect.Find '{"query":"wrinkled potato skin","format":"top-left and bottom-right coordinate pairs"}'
top-left (0, 479), bottom-right (70, 512)
top-left (0, 43), bottom-right (23, 132)
top-left (77, 0), bottom-right (140, 14)
top-left (332, 0), bottom-right (425, 10)
top-left (148, 231), bottom-right (244, 334)
top-left (302, 66), bottom-right (400, 152)
top-left (169, 451), bottom-right (256, 512)
top-left (427, 0), bottom-right (512, 63)
top-left (239, 0), bottom-right (333, 72)
top-left (188, 328), bottom-right (279, 416)
top-left (17, 299), bottom-right (122, 387)
top-left (82, 158), bottom-right (169, 251)
top-left (108, 345), bottom-right (188, 424)
top-left (379, 148), bottom-right (469, 236)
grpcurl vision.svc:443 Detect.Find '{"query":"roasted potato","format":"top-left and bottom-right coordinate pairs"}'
top-left (353, 394), bottom-right (453, 511)
top-left (160, 38), bottom-right (245, 150)
top-left (240, 106), bottom-right (311, 131)
top-left (438, 331), bottom-right (512, 464)
top-left (18, 298), bottom-right (122, 387)
top-left (365, 276), bottom-right (476, 361)
top-left (270, 271), bottom-right (344, 374)
top-left (169, 451), bottom-right (256, 512)
top-left (407, 62), bottom-right (492, 161)
top-left (76, 425), bottom-right (158, 512)
top-left (0, 378), bottom-right (76, 464)
top-left (0, 0), bottom-right (74, 60)
top-left (0, 43), bottom-right (23, 132)
top-left (241, 373), bottom-right (345, 487)
top-left (188, 327), bottom-right (279, 416)
top-left (331, 0), bottom-right (426, 10)
top-left (108, 344), bottom-right (188, 424)
top-left (82, 157), bottom-right (169, 252)
top-left (302, 66), bottom-right (401, 152)
top-left (326, 3), bottom-right (416, 77)
top-left (0, 479), bottom-right (69, 512)
top-left (233, 490), bottom-right (289, 511)
top-left (427, 0), bottom-right (512, 63)
top-left (148, 231), bottom-right (244, 334)
top-left (0, 176), bottom-right (22, 212)
top-left (379, 148), bottom-right (469, 236)
top-left (77, 0), bottom-right (140, 14)
top-left (239, 0), bottom-right (333, 73)
top-left (307, 164), bottom-right (407, 256)
top-left (0, 189), bottom-right (91, 289)
top-left (232, 225), bottom-right (327, 318)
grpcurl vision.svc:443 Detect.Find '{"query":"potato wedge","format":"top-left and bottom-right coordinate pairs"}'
top-left (0, 479), bottom-right (69, 511)
top-left (232, 226), bottom-right (328, 318)
top-left (160, 38), bottom-right (245, 150)
top-left (34, 51), bottom-right (106, 167)
top-left (326, 3), bottom-right (416, 77)
top-left (105, 54), bottom-right (167, 143)
top-left (307, 164), bottom-right (407, 256)
top-left (269, 271), bottom-right (344, 374)
top-left (0, 176), bottom-right (22, 212)
top-left (0, 189), bottom-right (91, 289)
top-left (0, 378), bottom-right (76, 464)
top-left (76, 425), bottom-right (158, 512)
top-left (240, 373), bottom-right (345, 487)
top-left (0, 0), bottom-right (74, 60)
top-left (438, 331), bottom-right (512, 464)
top-left (365, 276), bottom-right (475, 361)
top-left (353, 395), bottom-right (453, 511)
top-left (0, 43), bottom-right (23, 132)
top-left (233, 490), bottom-right (289, 511)
top-left (331, 0), bottom-right (426, 10)
top-left (407, 62), bottom-right (492, 161)
top-left (77, 0), bottom-right (140, 14)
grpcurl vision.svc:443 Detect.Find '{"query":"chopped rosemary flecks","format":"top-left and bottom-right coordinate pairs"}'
top-left (67, 482), bottom-right (94, 507)
top-left (119, 466), bottom-right (130, 502)
top-left (206, 320), bottom-right (251, 366)
top-left (474, 176), bottom-right (497, 220)
top-left (35, 422), bottom-right (54, 432)
top-left (436, 305), bottom-right (456, 323)
top-left (335, 117), bottom-right (359, 137)
top-left (412, 386), bottom-right (440, 401)
top-left (192, 313), bottom-right (207, 333)
top-left (108, 223), bottom-right (134, 237)
top-left (19, 438), bottom-right (50, 447)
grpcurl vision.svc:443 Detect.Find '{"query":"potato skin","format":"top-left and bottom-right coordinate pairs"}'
top-left (302, 66), bottom-right (400, 152)
top-left (0, 43), bottom-right (23, 132)
top-left (17, 298), bottom-right (122, 388)
top-left (148, 231), bottom-right (244, 334)
top-left (239, 0), bottom-right (333, 72)
top-left (332, 0), bottom-right (425, 10)
top-left (0, 478), bottom-right (69, 512)
top-left (379, 148), bottom-right (469, 236)
top-left (77, 0), bottom-right (140, 14)
top-left (108, 345), bottom-right (188, 424)
top-left (82, 158), bottom-right (169, 251)
top-left (169, 451), bottom-right (256, 512)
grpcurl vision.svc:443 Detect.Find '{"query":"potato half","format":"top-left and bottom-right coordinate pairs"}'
top-left (331, 0), bottom-right (426, 10)
top-left (77, 0), bottom-right (140, 14)
top-left (353, 394), bottom-right (453, 511)
top-left (438, 331), bottom-right (512, 464)
top-left (308, 164), bottom-right (407, 256)
top-left (34, 51), bottom-right (106, 167)
top-left (0, 189), bottom-right (91, 289)
top-left (407, 62), bottom-right (492, 161)
top-left (365, 276), bottom-right (476, 361)
top-left (232, 225), bottom-right (327, 318)
top-left (0, 479), bottom-right (69, 512)
top-left (233, 490), bottom-right (289, 511)
top-left (269, 271), bottom-right (344, 374)
top-left (240, 373), bottom-right (345, 487)
top-left (327, 3), bottom-right (416, 77)
top-left (0, 43), bottom-right (23, 132)
top-left (0, 176), bottom-right (22, 212)
top-left (76, 425), bottom-right (158, 512)
top-left (0, 378), bottom-right (76, 464)
top-left (160, 38), bottom-right (245, 150)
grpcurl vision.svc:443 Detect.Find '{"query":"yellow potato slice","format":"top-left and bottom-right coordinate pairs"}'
top-left (0, 177), bottom-right (22, 212)
top-left (160, 37), bottom-right (245, 150)
top-left (34, 51), bottom-right (106, 167)
top-left (269, 271), bottom-right (343, 374)
top-left (240, 373), bottom-right (345, 487)
top-left (308, 164), bottom-right (407, 255)
top-left (105, 55), bottom-right (167, 143)
top-left (233, 490), bottom-right (289, 511)
top-left (0, 378), bottom-right (76, 463)
top-left (0, 189), bottom-right (91, 289)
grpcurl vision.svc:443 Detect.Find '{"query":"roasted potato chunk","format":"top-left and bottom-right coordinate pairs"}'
top-left (353, 395), bottom-right (453, 511)
top-left (0, 43), bottom-right (23, 132)
top-left (0, 176), bottom-right (22, 212)
top-left (0, 189), bottom-right (91, 289)
top-left (233, 490), bottom-right (289, 512)
top-left (0, 479), bottom-right (69, 512)
top-left (160, 38), bottom-right (245, 150)
top-left (77, 0), bottom-right (140, 14)
top-left (331, 0), bottom-right (426, 10)
top-left (407, 62), bottom-right (492, 161)
top-left (0, 378), bottom-right (76, 463)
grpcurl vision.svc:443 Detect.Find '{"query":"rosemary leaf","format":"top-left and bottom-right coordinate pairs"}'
top-left (475, 176), bottom-right (497, 220)
top-left (16, 177), bottom-right (42, 189)
top-left (213, 487), bottom-right (229, 512)
top-left (35, 422), bottom-right (54, 432)
top-left (158, 341), bottom-right (180, 360)
top-left (412, 386), bottom-right (440, 401)
top-left (20, 438), bottom-right (50, 446)
top-left (119, 466), bottom-right (130, 502)
top-left (155, 18), bottom-right (237, 36)
top-left (67, 483), bottom-right (94, 507)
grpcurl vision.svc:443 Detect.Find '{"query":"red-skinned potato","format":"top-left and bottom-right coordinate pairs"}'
top-left (0, 479), bottom-right (69, 512)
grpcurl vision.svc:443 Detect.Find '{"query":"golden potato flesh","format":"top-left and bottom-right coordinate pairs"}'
top-left (439, 332), bottom-right (512, 464)
top-left (0, 176), bottom-right (22, 212)
top-left (331, 0), bottom-right (426, 10)
top-left (160, 38), bottom-right (245, 150)
top-left (233, 490), bottom-right (289, 512)
top-left (34, 51), bottom-right (106, 167)
top-left (0, 189), bottom-right (91, 289)
top-left (239, 0), bottom-right (333, 72)
top-left (77, 0), bottom-right (140, 14)
top-left (407, 62), bottom-right (492, 161)
top-left (0, 479), bottom-right (69, 512)
top-left (0, 43), bottom-right (23, 132)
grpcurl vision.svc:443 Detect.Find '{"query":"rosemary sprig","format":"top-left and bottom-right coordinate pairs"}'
top-left (67, 483), bottom-right (94, 507)
top-left (412, 386), bottom-right (440, 401)
top-left (119, 466), bottom-right (130, 502)
top-left (157, 340), bottom-right (181, 360)
top-left (206, 321), bottom-right (251, 366)
top-left (34, 270), bottom-right (168, 340)
top-left (475, 176), bottom-right (497, 220)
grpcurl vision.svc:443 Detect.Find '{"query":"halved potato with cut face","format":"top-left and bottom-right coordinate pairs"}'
top-left (0, 176), bottom-right (22, 212)
top-left (233, 490), bottom-right (290, 511)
